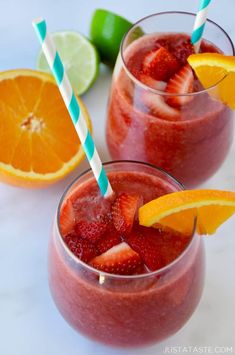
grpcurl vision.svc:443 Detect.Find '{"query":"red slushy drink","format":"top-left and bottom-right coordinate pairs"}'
top-left (106, 15), bottom-right (234, 187)
top-left (49, 161), bottom-right (205, 347)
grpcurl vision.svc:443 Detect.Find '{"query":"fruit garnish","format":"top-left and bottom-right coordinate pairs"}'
top-left (90, 9), bottom-right (132, 67)
top-left (125, 226), bottom-right (163, 271)
top-left (112, 193), bottom-right (141, 234)
top-left (139, 190), bottom-right (235, 235)
top-left (165, 65), bottom-right (194, 107)
top-left (0, 70), bottom-right (92, 187)
top-left (64, 233), bottom-right (98, 263)
top-left (187, 53), bottom-right (235, 109)
top-left (142, 91), bottom-right (180, 121)
top-left (155, 38), bottom-right (170, 51)
top-left (139, 74), bottom-right (167, 90)
top-left (37, 31), bottom-right (99, 95)
top-left (90, 242), bottom-right (142, 275)
top-left (60, 199), bottom-right (76, 236)
top-left (75, 218), bottom-right (109, 243)
top-left (125, 226), bottom-right (189, 271)
top-left (96, 229), bottom-right (122, 254)
top-left (142, 47), bottom-right (180, 81)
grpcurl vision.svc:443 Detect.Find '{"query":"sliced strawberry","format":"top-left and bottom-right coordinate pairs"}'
top-left (59, 198), bottom-right (76, 236)
top-left (96, 229), bottom-right (122, 255)
top-left (125, 226), bottom-right (190, 271)
top-left (165, 65), bottom-right (194, 107)
top-left (64, 233), bottom-right (98, 263)
top-left (125, 226), bottom-right (163, 271)
top-left (142, 91), bottom-right (180, 121)
top-left (142, 47), bottom-right (180, 81)
top-left (112, 193), bottom-right (141, 235)
top-left (155, 38), bottom-right (170, 51)
top-left (90, 242), bottom-right (143, 275)
top-left (75, 216), bottom-right (109, 243)
top-left (139, 74), bottom-right (167, 91)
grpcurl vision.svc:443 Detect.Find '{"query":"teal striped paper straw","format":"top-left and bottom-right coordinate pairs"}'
top-left (191, 0), bottom-right (212, 53)
top-left (32, 18), bottom-right (113, 198)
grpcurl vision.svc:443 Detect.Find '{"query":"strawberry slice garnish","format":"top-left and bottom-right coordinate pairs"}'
top-left (125, 226), bottom-right (190, 271)
top-left (64, 233), bottom-right (98, 263)
top-left (90, 242), bottom-right (143, 275)
top-left (112, 193), bottom-right (142, 235)
top-left (125, 226), bottom-right (163, 271)
top-left (96, 229), bottom-right (122, 255)
top-left (75, 216), bottom-right (109, 243)
top-left (165, 64), bottom-right (194, 107)
top-left (59, 198), bottom-right (76, 236)
top-left (142, 91), bottom-right (180, 121)
top-left (139, 74), bottom-right (167, 91)
top-left (142, 47), bottom-right (180, 81)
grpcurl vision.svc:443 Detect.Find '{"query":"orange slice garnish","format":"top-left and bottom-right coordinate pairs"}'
top-left (0, 69), bottom-right (92, 187)
top-left (188, 53), bottom-right (235, 109)
top-left (139, 190), bottom-right (235, 235)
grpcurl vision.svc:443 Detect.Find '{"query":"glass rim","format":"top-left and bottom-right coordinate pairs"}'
top-left (55, 160), bottom-right (198, 280)
top-left (120, 11), bottom-right (235, 97)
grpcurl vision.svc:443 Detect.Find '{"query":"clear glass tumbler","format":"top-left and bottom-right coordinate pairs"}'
top-left (49, 161), bottom-right (205, 348)
top-left (106, 12), bottom-right (234, 187)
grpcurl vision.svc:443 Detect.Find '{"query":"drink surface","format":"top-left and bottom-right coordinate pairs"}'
top-left (106, 33), bottom-right (233, 187)
top-left (59, 170), bottom-right (192, 274)
top-left (125, 33), bottom-right (219, 90)
top-left (49, 167), bottom-right (205, 347)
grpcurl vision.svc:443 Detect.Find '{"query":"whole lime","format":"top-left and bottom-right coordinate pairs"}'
top-left (90, 9), bottom-right (133, 67)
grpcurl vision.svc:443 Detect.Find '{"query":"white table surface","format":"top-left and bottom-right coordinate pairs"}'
top-left (1, 1), bottom-right (235, 354)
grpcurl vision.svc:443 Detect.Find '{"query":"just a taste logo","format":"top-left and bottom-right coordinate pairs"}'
top-left (163, 346), bottom-right (234, 354)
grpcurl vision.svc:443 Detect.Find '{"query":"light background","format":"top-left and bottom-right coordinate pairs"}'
top-left (0, 1), bottom-right (235, 354)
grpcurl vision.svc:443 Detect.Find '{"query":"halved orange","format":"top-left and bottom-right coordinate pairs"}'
top-left (139, 190), bottom-right (235, 235)
top-left (0, 69), bottom-right (92, 187)
top-left (188, 53), bottom-right (235, 109)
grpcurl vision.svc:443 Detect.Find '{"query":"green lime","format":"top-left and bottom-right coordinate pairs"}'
top-left (36, 31), bottom-right (100, 95)
top-left (90, 9), bottom-right (133, 67)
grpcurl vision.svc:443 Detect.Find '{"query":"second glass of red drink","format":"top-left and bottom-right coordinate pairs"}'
top-left (106, 12), bottom-right (234, 187)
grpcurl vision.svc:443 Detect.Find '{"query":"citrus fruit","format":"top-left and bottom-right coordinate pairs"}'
top-left (139, 190), bottom-right (235, 235)
top-left (188, 53), bottom-right (235, 109)
top-left (90, 9), bottom-right (132, 66)
top-left (0, 69), bottom-right (92, 187)
top-left (37, 31), bottom-right (99, 95)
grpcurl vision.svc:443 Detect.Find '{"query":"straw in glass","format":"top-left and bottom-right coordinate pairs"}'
top-left (191, 0), bottom-right (212, 53)
top-left (32, 18), bottom-right (113, 198)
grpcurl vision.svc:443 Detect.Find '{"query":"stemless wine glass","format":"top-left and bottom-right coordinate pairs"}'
top-left (106, 12), bottom-right (235, 187)
top-left (49, 161), bottom-right (205, 348)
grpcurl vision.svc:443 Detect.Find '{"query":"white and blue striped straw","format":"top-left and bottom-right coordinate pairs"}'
top-left (33, 18), bottom-right (113, 198)
top-left (191, 0), bottom-right (212, 53)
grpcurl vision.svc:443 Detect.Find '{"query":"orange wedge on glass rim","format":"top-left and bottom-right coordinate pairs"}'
top-left (139, 190), bottom-right (235, 235)
top-left (188, 53), bottom-right (235, 109)
top-left (0, 69), bottom-right (92, 188)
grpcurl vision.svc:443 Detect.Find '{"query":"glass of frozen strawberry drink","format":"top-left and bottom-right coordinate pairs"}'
top-left (49, 161), bottom-right (205, 348)
top-left (106, 12), bottom-right (234, 187)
